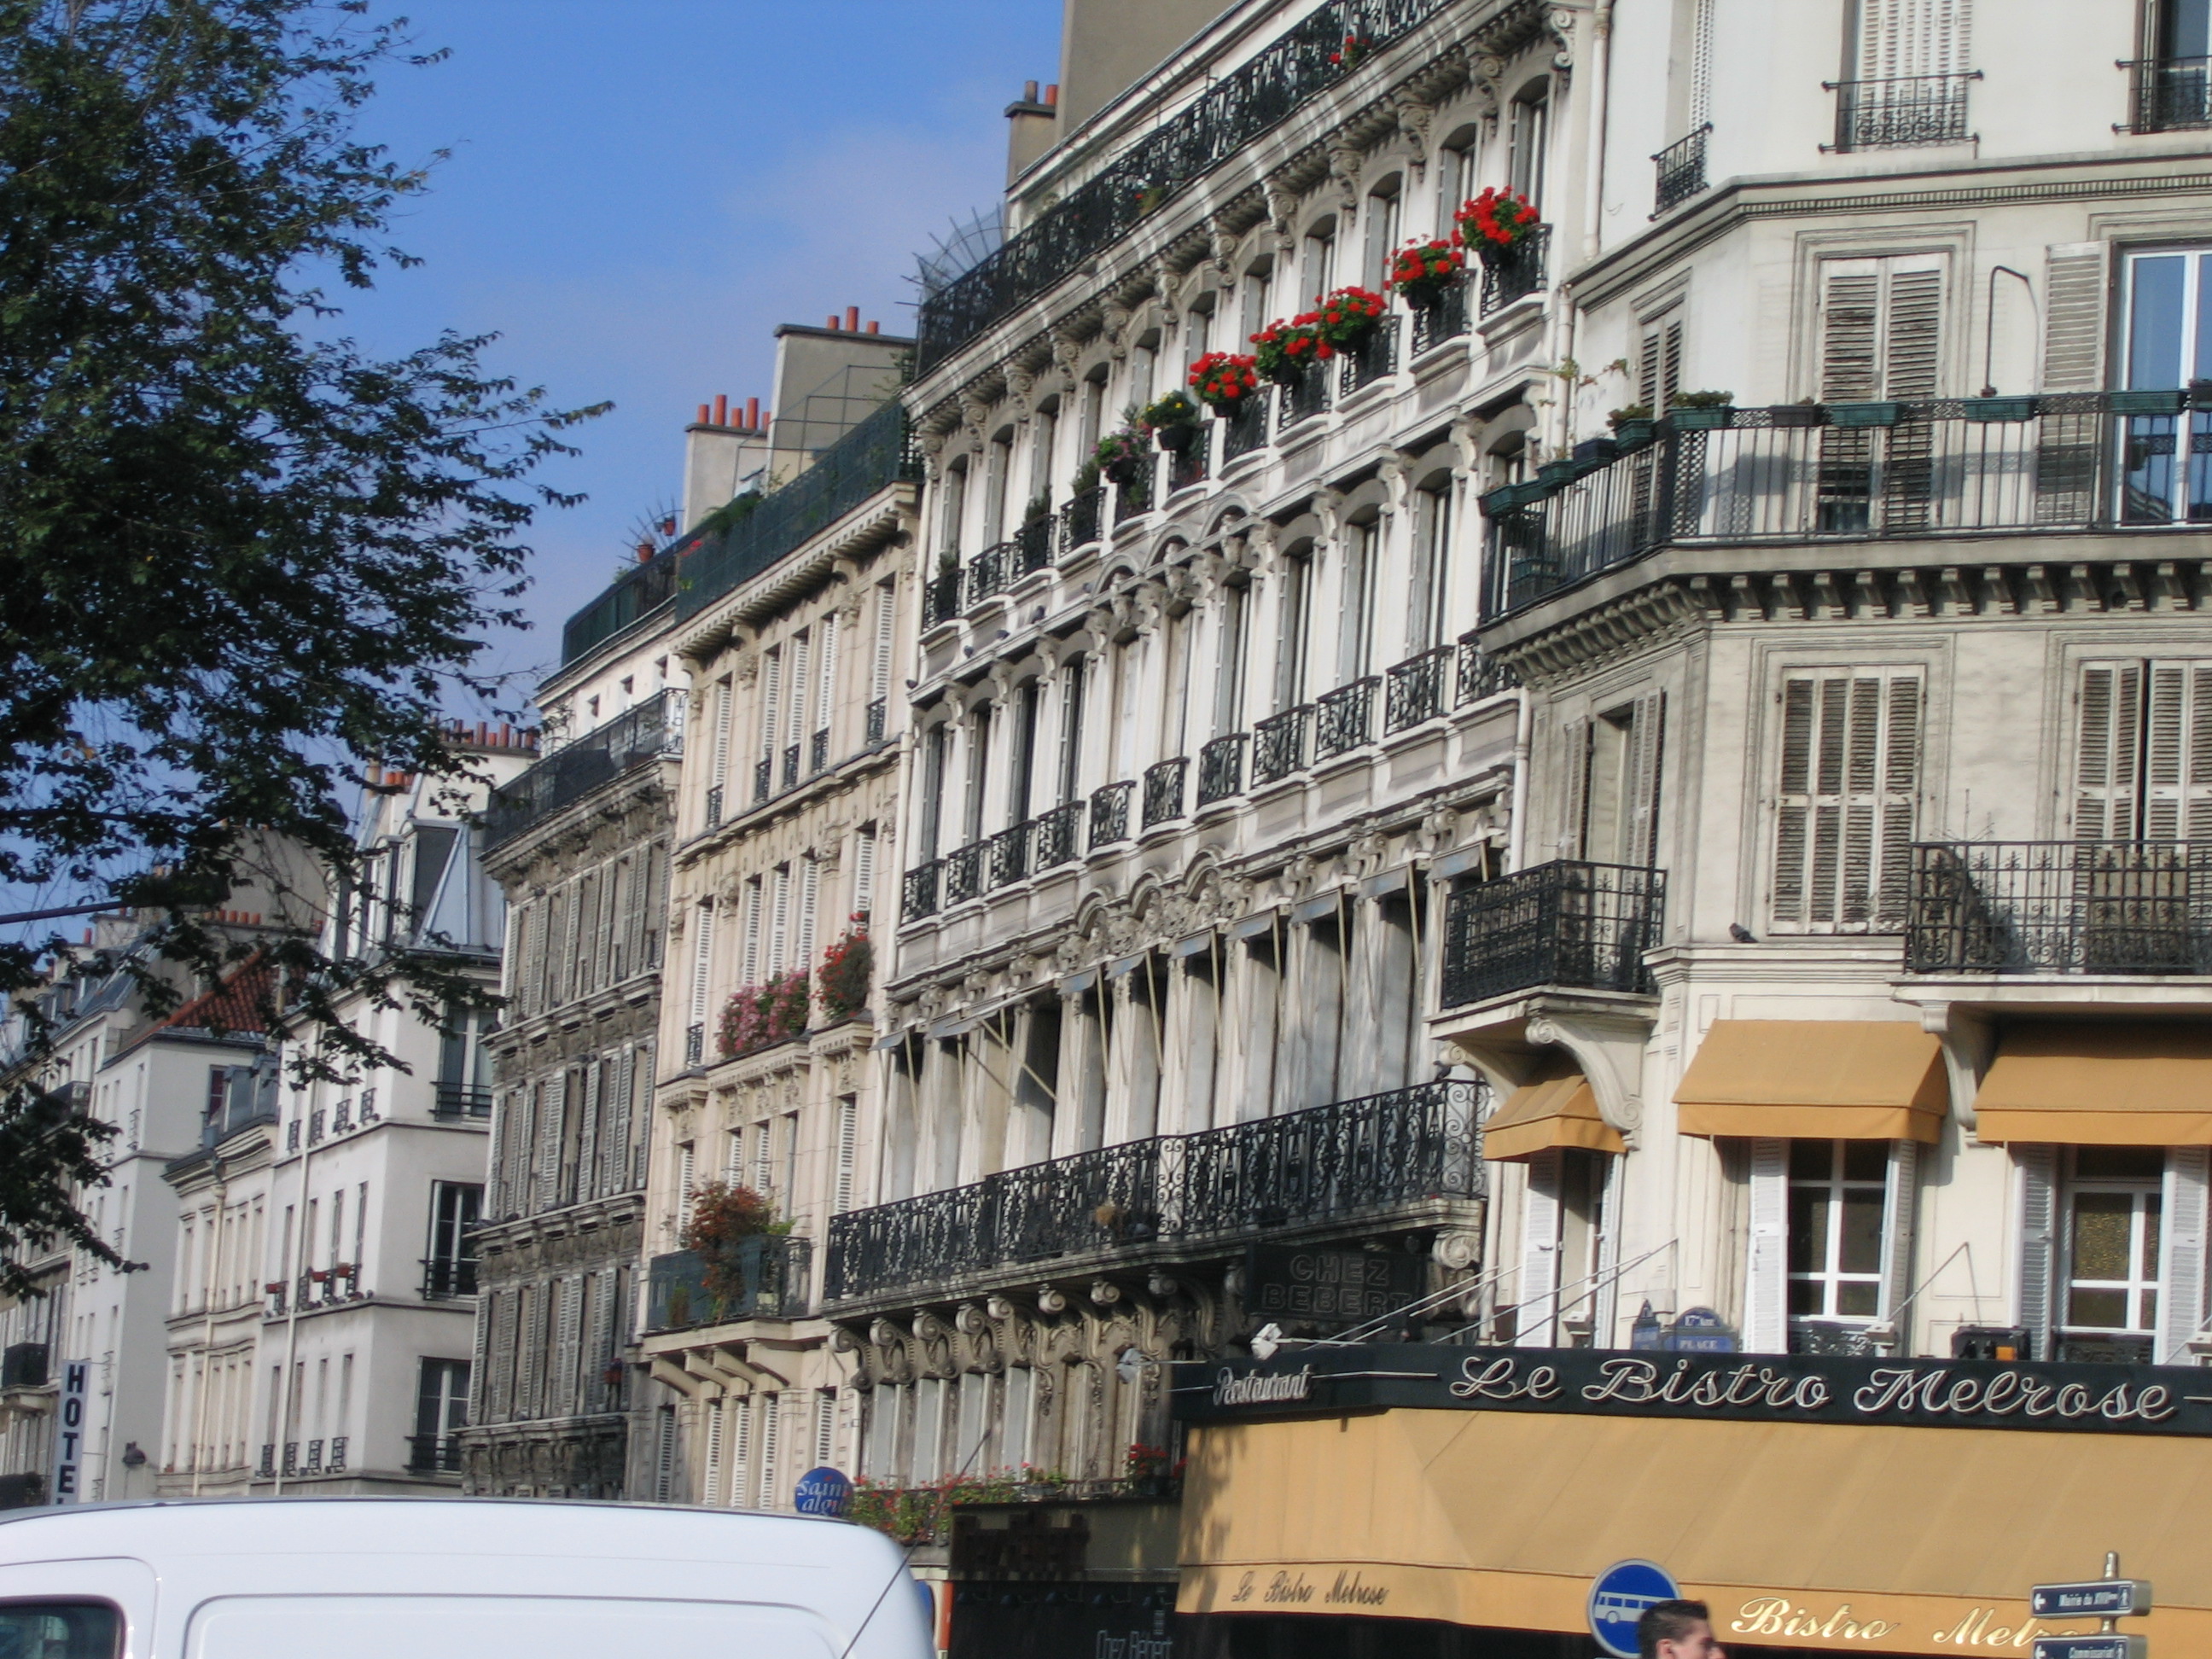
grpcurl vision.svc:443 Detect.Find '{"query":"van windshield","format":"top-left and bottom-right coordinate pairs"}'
top-left (0, 1603), bottom-right (121, 1659)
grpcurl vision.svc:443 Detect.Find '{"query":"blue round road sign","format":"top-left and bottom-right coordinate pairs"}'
top-left (794, 1465), bottom-right (853, 1517)
top-left (1589, 1560), bottom-right (1681, 1659)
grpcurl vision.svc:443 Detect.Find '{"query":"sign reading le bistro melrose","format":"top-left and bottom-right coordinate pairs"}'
top-left (1173, 1343), bottom-right (2212, 1436)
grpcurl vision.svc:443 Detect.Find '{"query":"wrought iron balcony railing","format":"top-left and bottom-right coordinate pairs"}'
top-left (1142, 757), bottom-right (1189, 827)
top-left (483, 690), bottom-right (684, 850)
top-left (1652, 123), bottom-right (1711, 212)
top-left (1280, 359), bottom-right (1331, 427)
top-left (753, 756), bottom-right (772, 805)
top-left (406, 1435), bottom-right (463, 1475)
top-left (808, 729), bottom-right (830, 775)
top-left (1089, 780), bottom-right (1134, 849)
top-left (1481, 392), bottom-right (2212, 620)
top-left (1221, 393), bottom-right (1271, 463)
top-left (904, 860), bottom-right (941, 921)
top-left (432, 1084), bottom-right (492, 1121)
top-left (421, 1256), bottom-right (478, 1299)
top-left (1314, 678), bottom-right (1376, 760)
top-left (780, 742), bottom-right (800, 794)
top-left (989, 822), bottom-right (1032, 889)
top-left (1113, 457), bottom-right (1155, 525)
top-left (1197, 734), bottom-right (1247, 806)
top-left (912, 0), bottom-right (1458, 373)
top-left (824, 1077), bottom-right (1481, 1304)
top-left (865, 697), bottom-right (888, 744)
top-left (1252, 706), bottom-right (1311, 785)
top-left (704, 783), bottom-right (725, 828)
top-left (1410, 282), bottom-right (1470, 354)
top-left (967, 539), bottom-right (1012, 606)
top-left (1907, 841), bottom-right (2212, 975)
top-left (1455, 637), bottom-right (1517, 703)
top-left (1034, 800), bottom-right (1081, 870)
top-left (684, 1023), bottom-right (705, 1068)
top-left (1062, 486), bottom-right (1104, 553)
top-left (1384, 647), bottom-right (1450, 732)
top-left (1165, 428), bottom-right (1212, 492)
top-left (1441, 860), bottom-right (1666, 1007)
top-left (1479, 224), bottom-right (1550, 317)
top-left (923, 564), bottom-right (963, 628)
top-left (943, 841), bottom-right (986, 905)
top-left (1827, 70), bottom-right (1978, 151)
top-left (1339, 317), bottom-right (1400, 396)
top-left (2125, 55), bottom-right (2212, 131)
top-left (644, 1236), bottom-right (814, 1331)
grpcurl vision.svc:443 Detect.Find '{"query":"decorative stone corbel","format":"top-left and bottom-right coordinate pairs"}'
top-left (1526, 1010), bottom-right (1646, 1140)
top-left (1326, 141), bottom-right (1363, 221)
top-left (1390, 88), bottom-right (1435, 177)
top-left (1918, 1003), bottom-right (1994, 1134)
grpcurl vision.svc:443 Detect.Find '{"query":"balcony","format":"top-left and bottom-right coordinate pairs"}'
top-left (1479, 224), bottom-right (1550, 317)
top-left (421, 1256), bottom-right (479, 1299)
top-left (1062, 486), bottom-right (1104, 553)
top-left (685, 1023), bottom-right (704, 1068)
top-left (912, 0), bottom-right (1457, 372)
top-left (1165, 427), bottom-right (1212, 493)
top-left (1088, 780), bottom-right (1134, 849)
top-left (752, 756), bottom-right (771, 806)
top-left (1441, 860), bottom-right (1667, 1008)
top-left (904, 860), bottom-right (942, 922)
top-left (1313, 678), bottom-right (1376, 760)
top-left (824, 1078), bottom-right (1482, 1306)
top-left (1410, 283), bottom-right (1470, 355)
top-left (1113, 456), bottom-right (1155, 525)
top-left (943, 841), bottom-right (986, 905)
top-left (644, 1236), bottom-right (813, 1332)
top-left (1015, 513), bottom-right (1056, 578)
top-left (562, 545), bottom-right (678, 667)
top-left (1652, 124), bottom-right (1711, 213)
top-left (483, 690), bottom-right (683, 851)
top-left (1252, 706), bottom-right (1311, 785)
top-left (432, 1084), bottom-right (492, 1121)
top-left (1279, 359), bottom-right (1330, 428)
top-left (1481, 392), bottom-right (2212, 620)
top-left (1907, 841), bottom-right (2212, 975)
top-left (1826, 71), bottom-right (1977, 151)
top-left (1196, 734), bottom-right (1246, 806)
top-left (406, 1435), bottom-right (463, 1475)
top-left (989, 822), bottom-right (1032, 889)
top-left (2125, 55), bottom-right (2212, 131)
top-left (865, 697), bottom-right (888, 744)
top-left (1384, 647), bottom-right (1450, 732)
top-left (1034, 800), bottom-right (1081, 870)
top-left (1141, 757), bottom-right (1188, 828)
top-left (923, 564), bottom-right (963, 628)
top-left (1221, 394), bottom-right (1271, 463)
top-left (1338, 317), bottom-right (1400, 397)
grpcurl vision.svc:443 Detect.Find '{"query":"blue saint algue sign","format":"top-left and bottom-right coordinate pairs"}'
top-left (1589, 1560), bottom-right (1681, 1659)
top-left (793, 1465), bottom-right (853, 1517)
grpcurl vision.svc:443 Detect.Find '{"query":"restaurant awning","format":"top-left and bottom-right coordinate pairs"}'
top-left (1976, 1022), bottom-right (2212, 1144)
top-left (1482, 1057), bottom-right (1624, 1161)
top-left (1674, 1020), bottom-right (1946, 1143)
top-left (1179, 1408), bottom-right (2212, 1652)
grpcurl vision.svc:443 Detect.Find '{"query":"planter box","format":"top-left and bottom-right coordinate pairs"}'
top-left (1961, 396), bottom-right (2037, 423)
top-left (1610, 418), bottom-right (1657, 450)
top-left (1537, 459), bottom-right (1579, 487)
top-left (2110, 388), bottom-right (2186, 416)
top-left (1572, 436), bottom-right (1620, 464)
top-left (1668, 405), bottom-right (1734, 429)
top-left (1481, 481), bottom-right (1544, 515)
top-left (1827, 401), bottom-right (1902, 428)
top-left (1765, 405), bottom-right (1824, 428)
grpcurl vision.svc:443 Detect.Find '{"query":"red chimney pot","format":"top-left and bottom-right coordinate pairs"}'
top-left (865, 320), bottom-right (880, 335)
top-left (1045, 83), bottom-right (1059, 105)
top-left (826, 314), bottom-right (840, 330)
top-left (846, 305), bottom-right (860, 331)
top-left (713, 393), bottom-right (729, 426)
top-left (696, 403), bottom-right (710, 423)
top-left (746, 396), bottom-right (760, 428)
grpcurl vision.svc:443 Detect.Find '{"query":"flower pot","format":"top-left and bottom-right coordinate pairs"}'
top-left (1401, 281), bottom-right (1456, 311)
top-left (1825, 401), bottom-right (1900, 428)
top-left (1961, 395), bottom-right (2038, 423)
top-left (1668, 405), bottom-right (1733, 430)
top-left (1572, 436), bottom-right (1619, 465)
top-left (1610, 417), bottom-right (1656, 449)
top-left (1766, 405), bottom-right (1824, 428)
top-left (1103, 456), bottom-right (1144, 486)
top-left (1154, 421), bottom-right (1198, 452)
top-left (2110, 388), bottom-right (2186, 416)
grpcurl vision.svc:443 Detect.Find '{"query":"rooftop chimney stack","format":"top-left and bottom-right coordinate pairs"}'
top-left (713, 393), bottom-right (729, 427)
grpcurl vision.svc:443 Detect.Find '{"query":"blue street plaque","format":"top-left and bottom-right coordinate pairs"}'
top-left (2032, 1637), bottom-right (2145, 1659)
top-left (1589, 1560), bottom-right (1681, 1659)
top-left (2031, 1581), bottom-right (2151, 1620)
top-left (1666, 1307), bottom-right (1738, 1354)
top-left (794, 1464), bottom-right (853, 1517)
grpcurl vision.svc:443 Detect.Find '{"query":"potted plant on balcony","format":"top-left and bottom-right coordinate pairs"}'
top-left (679, 1180), bottom-right (794, 1315)
top-left (1387, 236), bottom-right (1467, 309)
top-left (1329, 30), bottom-right (1373, 69)
top-left (1312, 284), bottom-right (1387, 352)
top-left (1607, 404), bottom-right (1656, 447)
top-left (1249, 313), bottom-right (1324, 384)
top-left (1187, 350), bottom-right (1260, 410)
top-left (1140, 388), bottom-right (1202, 451)
top-left (1454, 187), bottom-right (1542, 266)
top-left (1667, 388), bottom-right (1736, 429)
top-left (1767, 397), bottom-right (1825, 428)
top-left (818, 917), bottom-right (872, 1021)
top-left (1092, 425), bottom-right (1147, 486)
top-left (718, 969), bottom-right (812, 1058)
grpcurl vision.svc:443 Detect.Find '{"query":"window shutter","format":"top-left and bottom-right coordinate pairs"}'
top-left (1636, 316), bottom-right (1683, 416)
top-left (1744, 1137), bottom-right (1790, 1353)
top-left (555, 1275), bottom-right (582, 1417)
top-left (1856, 0), bottom-right (1970, 81)
top-left (2142, 661), bottom-right (2212, 840)
top-left (759, 652), bottom-right (781, 765)
top-left (575, 1060), bottom-right (602, 1204)
top-left (2159, 1145), bottom-right (2210, 1363)
top-left (1773, 678), bottom-right (1816, 924)
top-left (1624, 691), bottom-right (1668, 869)
top-left (788, 634), bottom-right (811, 751)
top-left (1818, 271), bottom-right (1882, 401)
top-left (854, 830), bottom-right (876, 920)
top-left (1514, 1149), bottom-right (1563, 1348)
top-left (815, 1389), bottom-right (837, 1468)
top-left (835, 1097), bottom-right (859, 1214)
top-left (730, 1392), bottom-right (753, 1507)
top-left (2017, 1144), bottom-right (2058, 1359)
top-left (817, 614), bottom-right (839, 739)
top-left (703, 1397), bottom-right (726, 1507)
top-left (711, 679), bottom-right (732, 789)
top-left (1772, 671), bottom-right (1920, 932)
top-left (1687, 0), bottom-right (1715, 127)
top-left (758, 1392), bottom-right (782, 1509)
top-left (594, 864), bottom-right (617, 991)
top-left (2075, 662), bottom-right (2145, 841)
top-left (798, 857), bottom-right (820, 973)
top-left (1883, 268), bottom-right (1943, 399)
top-left (604, 1048), bottom-right (633, 1198)
top-left (534, 1074), bottom-right (566, 1214)
top-left (631, 1045), bottom-right (654, 1190)
top-left (493, 1290), bottom-right (520, 1420)
top-left (654, 1406), bottom-right (676, 1504)
top-left (1879, 1138), bottom-right (1920, 1335)
top-left (771, 867), bottom-right (791, 975)
top-left (690, 903), bottom-right (715, 1027)
top-left (873, 584), bottom-right (896, 701)
top-left (742, 880), bottom-right (763, 986)
top-left (1877, 672), bottom-right (1922, 926)
top-left (677, 1142), bottom-right (696, 1235)
top-left (2041, 243), bottom-right (2110, 393)
top-left (1558, 716), bottom-right (1592, 860)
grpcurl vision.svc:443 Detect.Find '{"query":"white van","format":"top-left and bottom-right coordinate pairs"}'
top-left (0, 1499), bottom-right (931, 1659)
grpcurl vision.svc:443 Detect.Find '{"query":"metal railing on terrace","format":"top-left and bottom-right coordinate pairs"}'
top-left (483, 690), bottom-right (683, 850)
top-left (1481, 391), bottom-right (2212, 619)
top-left (674, 403), bottom-right (918, 620)
top-left (1479, 225), bottom-right (1550, 317)
top-left (562, 548), bottom-right (678, 667)
top-left (1441, 860), bottom-right (1666, 1007)
top-left (913, 0), bottom-right (1458, 372)
top-left (1652, 124), bottom-right (1711, 213)
top-left (824, 1077), bottom-right (1481, 1304)
top-left (1827, 70), bottom-right (1978, 151)
top-left (2125, 55), bottom-right (2212, 131)
top-left (1907, 841), bottom-right (2212, 975)
top-left (644, 1236), bottom-right (813, 1331)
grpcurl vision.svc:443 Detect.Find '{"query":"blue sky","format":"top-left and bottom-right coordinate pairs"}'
top-left (340, 0), bottom-right (1063, 710)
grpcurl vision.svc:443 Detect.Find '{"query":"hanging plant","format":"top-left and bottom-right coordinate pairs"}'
top-left (1187, 352), bottom-right (1260, 408)
top-left (1328, 31), bottom-right (1373, 69)
top-left (1388, 236), bottom-right (1468, 306)
top-left (1249, 313), bottom-right (1324, 383)
top-left (1310, 284), bottom-right (1388, 351)
top-left (1140, 388), bottom-right (1201, 451)
top-left (818, 919), bottom-right (872, 1021)
top-left (717, 969), bottom-right (812, 1058)
top-left (1092, 426), bottom-right (1148, 485)
top-left (1454, 188), bottom-right (1543, 263)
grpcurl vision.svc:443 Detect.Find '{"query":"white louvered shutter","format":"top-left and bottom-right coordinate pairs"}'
top-left (654, 1406), bottom-right (676, 1504)
top-left (853, 830), bottom-right (876, 921)
top-left (770, 867), bottom-right (790, 975)
top-left (1624, 691), bottom-right (1668, 869)
top-left (1686, 0), bottom-right (1715, 127)
top-left (1514, 1150), bottom-right (1563, 1348)
top-left (677, 1142), bottom-right (696, 1237)
top-left (742, 880), bottom-right (763, 986)
top-left (1817, 257), bottom-right (1944, 401)
top-left (873, 585), bottom-right (895, 702)
top-left (689, 903), bottom-right (715, 1028)
top-left (555, 1275), bottom-right (582, 1417)
top-left (710, 678), bottom-right (732, 790)
top-left (1771, 671), bottom-right (1921, 932)
top-left (1880, 1138), bottom-right (1920, 1337)
top-left (797, 858), bottom-right (819, 975)
top-left (2075, 662), bottom-right (2144, 841)
top-left (534, 1074), bottom-right (566, 1214)
top-left (631, 1045), bottom-right (654, 1189)
top-left (2017, 1144), bottom-right (2058, 1359)
top-left (835, 1097), bottom-right (858, 1214)
top-left (817, 614), bottom-right (839, 745)
top-left (2159, 1146), bottom-right (2210, 1364)
top-left (758, 1393), bottom-right (782, 1510)
top-left (760, 651), bottom-right (781, 765)
top-left (1744, 1138), bottom-right (1790, 1353)
top-left (493, 1290), bottom-right (521, 1419)
top-left (575, 1061), bottom-right (602, 1204)
top-left (604, 1048), bottom-right (633, 1197)
top-left (815, 1389), bottom-right (837, 1467)
top-left (2041, 243), bottom-right (2110, 393)
top-left (1638, 314), bottom-right (1683, 416)
top-left (2143, 661), bottom-right (2212, 841)
top-left (730, 1393), bottom-right (753, 1508)
top-left (1557, 717), bottom-right (1592, 861)
top-left (1855, 0), bottom-right (1970, 81)
top-left (595, 863), bottom-right (617, 989)
top-left (788, 633), bottom-right (811, 756)
top-left (703, 1397), bottom-right (726, 1508)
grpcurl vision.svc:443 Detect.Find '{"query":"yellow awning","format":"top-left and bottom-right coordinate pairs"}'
top-left (1483, 1057), bottom-right (1623, 1161)
top-left (1674, 1020), bottom-right (1945, 1143)
top-left (1976, 1022), bottom-right (2212, 1144)
top-left (1179, 1409), bottom-right (2212, 1652)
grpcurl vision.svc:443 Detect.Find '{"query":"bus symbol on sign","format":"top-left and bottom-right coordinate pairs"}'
top-left (1588, 1560), bottom-right (1680, 1659)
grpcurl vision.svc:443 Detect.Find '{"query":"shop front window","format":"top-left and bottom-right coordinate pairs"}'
top-left (1787, 1140), bottom-right (1886, 1347)
top-left (2058, 1146), bottom-right (2163, 1363)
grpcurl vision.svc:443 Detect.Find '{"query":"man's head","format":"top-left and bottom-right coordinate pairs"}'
top-left (1639, 1599), bottom-right (1723, 1659)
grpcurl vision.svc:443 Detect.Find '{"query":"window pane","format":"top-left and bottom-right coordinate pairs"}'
top-left (1787, 1189), bottom-right (1830, 1274)
top-left (1789, 1278), bottom-right (1827, 1316)
top-left (1789, 1139), bottom-right (1831, 1180)
top-left (2068, 1286), bottom-right (2128, 1329)
top-left (2163, 0), bottom-right (2212, 61)
top-left (2142, 1194), bottom-right (2164, 1281)
top-left (2078, 1146), bottom-right (2165, 1180)
top-left (2130, 256), bottom-right (2186, 389)
top-left (0, 1606), bottom-right (121, 1659)
top-left (2144, 1288), bottom-right (2160, 1330)
top-left (2071, 1192), bottom-right (2136, 1280)
top-left (1837, 1280), bottom-right (1880, 1317)
top-left (1842, 1140), bottom-right (1888, 1182)
top-left (1838, 1190), bottom-right (1886, 1274)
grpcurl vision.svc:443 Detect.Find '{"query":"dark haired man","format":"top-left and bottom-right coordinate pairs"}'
top-left (1639, 1599), bottom-right (1724, 1659)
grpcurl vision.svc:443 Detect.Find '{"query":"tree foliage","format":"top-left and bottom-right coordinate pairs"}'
top-left (0, 0), bottom-right (601, 1293)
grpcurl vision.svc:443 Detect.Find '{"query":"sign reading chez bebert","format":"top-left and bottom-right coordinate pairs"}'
top-left (1173, 1342), bottom-right (2212, 1436)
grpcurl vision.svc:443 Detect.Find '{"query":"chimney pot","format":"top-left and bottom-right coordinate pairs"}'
top-left (826, 314), bottom-right (841, 329)
top-left (865, 320), bottom-right (880, 335)
top-left (1024, 79), bottom-right (1039, 101)
top-left (713, 393), bottom-right (729, 426)
top-left (1045, 83), bottom-right (1059, 105)
top-left (846, 305), bottom-right (860, 331)
top-left (696, 403), bottom-right (710, 423)
top-left (746, 395), bottom-right (760, 428)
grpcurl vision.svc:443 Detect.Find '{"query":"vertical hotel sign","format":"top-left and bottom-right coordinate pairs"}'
top-left (49, 1359), bottom-right (88, 1504)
